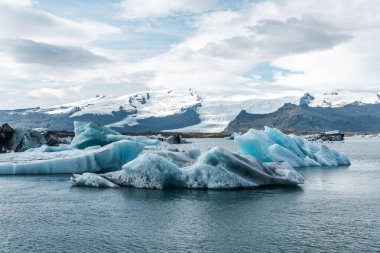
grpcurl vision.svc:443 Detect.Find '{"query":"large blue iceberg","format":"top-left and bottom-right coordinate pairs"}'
top-left (70, 121), bottom-right (160, 149)
top-left (71, 146), bottom-right (304, 189)
top-left (0, 140), bottom-right (144, 174)
top-left (235, 127), bottom-right (350, 167)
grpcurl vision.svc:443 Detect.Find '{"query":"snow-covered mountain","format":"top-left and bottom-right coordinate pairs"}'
top-left (227, 90), bottom-right (380, 133)
top-left (0, 89), bottom-right (298, 132)
top-left (0, 89), bottom-right (379, 133)
top-left (300, 91), bottom-right (380, 108)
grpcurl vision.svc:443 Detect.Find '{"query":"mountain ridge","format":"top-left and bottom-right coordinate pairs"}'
top-left (1, 89), bottom-right (379, 133)
top-left (225, 102), bottom-right (380, 133)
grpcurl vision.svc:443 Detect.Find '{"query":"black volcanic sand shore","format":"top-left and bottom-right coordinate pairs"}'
top-left (51, 130), bottom-right (379, 139)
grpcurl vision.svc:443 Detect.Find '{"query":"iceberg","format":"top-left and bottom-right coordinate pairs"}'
top-left (235, 127), bottom-right (350, 167)
top-left (72, 146), bottom-right (304, 189)
top-left (225, 132), bottom-right (242, 140)
top-left (70, 121), bottom-right (159, 149)
top-left (0, 140), bottom-right (144, 174)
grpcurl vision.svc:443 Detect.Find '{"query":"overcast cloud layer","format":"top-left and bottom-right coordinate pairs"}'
top-left (0, 0), bottom-right (379, 108)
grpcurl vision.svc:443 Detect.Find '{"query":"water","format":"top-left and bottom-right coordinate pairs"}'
top-left (1, 138), bottom-right (380, 252)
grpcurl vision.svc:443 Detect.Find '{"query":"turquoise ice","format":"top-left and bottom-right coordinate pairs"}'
top-left (0, 140), bottom-right (144, 174)
top-left (70, 121), bottom-right (160, 149)
top-left (235, 127), bottom-right (350, 167)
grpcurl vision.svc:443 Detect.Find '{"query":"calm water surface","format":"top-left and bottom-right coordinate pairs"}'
top-left (1, 138), bottom-right (380, 252)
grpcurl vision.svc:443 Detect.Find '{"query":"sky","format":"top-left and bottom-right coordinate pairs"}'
top-left (0, 0), bottom-right (380, 109)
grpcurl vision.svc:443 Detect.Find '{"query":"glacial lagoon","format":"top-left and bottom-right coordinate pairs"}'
top-left (1, 138), bottom-right (380, 252)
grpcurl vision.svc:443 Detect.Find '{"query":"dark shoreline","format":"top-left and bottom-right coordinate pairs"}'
top-left (51, 130), bottom-right (380, 139)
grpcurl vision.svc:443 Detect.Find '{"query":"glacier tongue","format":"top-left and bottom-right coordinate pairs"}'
top-left (0, 140), bottom-right (144, 175)
top-left (235, 127), bottom-right (350, 167)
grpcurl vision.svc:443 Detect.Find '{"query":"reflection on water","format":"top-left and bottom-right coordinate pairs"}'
top-left (0, 139), bottom-right (380, 252)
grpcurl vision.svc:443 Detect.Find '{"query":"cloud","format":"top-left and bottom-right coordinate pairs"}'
top-left (122, 0), bottom-right (380, 95)
top-left (120, 0), bottom-right (219, 19)
top-left (0, 2), bottom-right (120, 45)
top-left (250, 17), bottom-right (352, 56)
top-left (0, 39), bottom-right (109, 69)
top-left (0, 0), bottom-right (31, 6)
top-left (28, 86), bottom-right (83, 99)
top-left (2, 0), bottom-right (380, 109)
top-left (199, 17), bottom-right (352, 59)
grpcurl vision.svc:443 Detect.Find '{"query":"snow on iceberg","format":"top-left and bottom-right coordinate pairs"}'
top-left (71, 173), bottom-right (119, 188)
top-left (235, 127), bottom-right (350, 167)
top-left (70, 121), bottom-right (159, 149)
top-left (0, 140), bottom-right (144, 174)
top-left (152, 143), bottom-right (201, 167)
top-left (72, 146), bottom-right (304, 189)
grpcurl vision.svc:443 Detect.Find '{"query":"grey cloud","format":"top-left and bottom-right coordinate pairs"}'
top-left (1, 39), bottom-right (109, 69)
top-left (201, 17), bottom-right (352, 59)
top-left (251, 17), bottom-right (352, 55)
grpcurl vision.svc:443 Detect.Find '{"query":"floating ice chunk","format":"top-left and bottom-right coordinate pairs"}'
top-left (71, 173), bottom-right (119, 188)
top-left (235, 127), bottom-right (350, 167)
top-left (0, 140), bottom-right (144, 174)
top-left (70, 121), bottom-right (159, 149)
top-left (225, 132), bottom-right (242, 140)
top-left (77, 146), bottom-right (304, 189)
top-left (165, 134), bottom-right (189, 144)
top-left (26, 144), bottom-right (74, 152)
top-left (315, 145), bottom-right (350, 166)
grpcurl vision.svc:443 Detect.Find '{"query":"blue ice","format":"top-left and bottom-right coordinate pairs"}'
top-left (235, 127), bottom-right (350, 167)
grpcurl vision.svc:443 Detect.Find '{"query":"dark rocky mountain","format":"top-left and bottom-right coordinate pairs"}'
top-left (225, 102), bottom-right (380, 133)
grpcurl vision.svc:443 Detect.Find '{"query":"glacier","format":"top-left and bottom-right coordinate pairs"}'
top-left (235, 127), bottom-right (350, 167)
top-left (71, 146), bottom-right (304, 189)
top-left (0, 140), bottom-right (144, 174)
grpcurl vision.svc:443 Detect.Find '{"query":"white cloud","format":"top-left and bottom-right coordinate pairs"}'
top-left (0, 0), bottom-right (31, 6)
top-left (0, 2), bottom-right (120, 45)
top-left (120, 0), bottom-right (219, 19)
top-left (29, 86), bottom-right (83, 99)
top-left (121, 0), bottom-right (380, 95)
top-left (2, 0), bottom-right (380, 109)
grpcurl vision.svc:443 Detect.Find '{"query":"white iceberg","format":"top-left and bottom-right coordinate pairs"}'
top-left (70, 121), bottom-right (160, 149)
top-left (235, 127), bottom-right (350, 167)
top-left (71, 146), bottom-right (304, 189)
top-left (0, 140), bottom-right (144, 174)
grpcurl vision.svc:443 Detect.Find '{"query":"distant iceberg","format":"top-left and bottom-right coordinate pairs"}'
top-left (71, 146), bottom-right (304, 189)
top-left (0, 140), bottom-right (144, 174)
top-left (235, 127), bottom-right (350, 167)
top-left (225, 132), bottom-right (242, 140)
